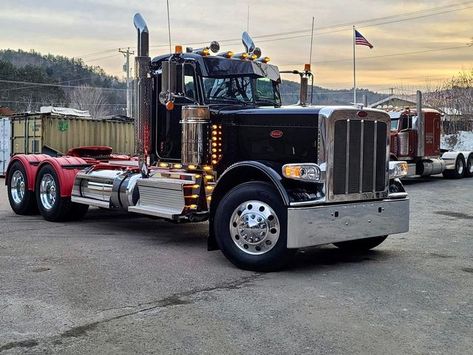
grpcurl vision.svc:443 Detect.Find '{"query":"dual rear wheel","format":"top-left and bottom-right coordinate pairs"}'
top-left (7, 162), bottom-right (88, 221)
top-left (443, 154), bottom-right (473, 179)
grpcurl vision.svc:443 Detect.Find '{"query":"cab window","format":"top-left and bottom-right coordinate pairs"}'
top-left (184, 65), bottom-right (197, 100)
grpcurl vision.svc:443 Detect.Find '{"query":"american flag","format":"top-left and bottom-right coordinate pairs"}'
top-left (355, 30), bottom-right (373, 49)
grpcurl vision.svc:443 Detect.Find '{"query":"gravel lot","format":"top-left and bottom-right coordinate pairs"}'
top-left (0, 176), bottom-right (472, 354)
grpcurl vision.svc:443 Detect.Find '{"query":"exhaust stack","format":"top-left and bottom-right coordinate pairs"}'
top-left (416, 90), bottom-right (425, 157)
top-left (133, 13), bottom-right (152, 176)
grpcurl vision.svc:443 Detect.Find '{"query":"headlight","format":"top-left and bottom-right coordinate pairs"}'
top-left (389, 161), bottom-right (408, 179)
top-left (282, 163), bottom-right (323, 182)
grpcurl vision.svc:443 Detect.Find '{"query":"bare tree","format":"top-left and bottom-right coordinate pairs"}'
top-left (425, 69), bottom-right (473, 134)
top-left (67, 85), bottom-right (110, 118)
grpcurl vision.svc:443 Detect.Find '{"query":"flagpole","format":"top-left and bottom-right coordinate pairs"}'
top-left (353, 25), bottom-right (356, 106)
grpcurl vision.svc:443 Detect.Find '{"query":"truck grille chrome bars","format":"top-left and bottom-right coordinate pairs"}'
top-left (321, 109), bottom-right (390, 202)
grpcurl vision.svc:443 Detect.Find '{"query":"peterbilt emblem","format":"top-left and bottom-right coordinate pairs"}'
top-left (270, 130), bottom-right (283, 138)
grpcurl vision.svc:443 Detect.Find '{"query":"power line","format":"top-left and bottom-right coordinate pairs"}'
top-left (0, 99), bottom-right (125, 106)
top-left (0, 79), bottom-right (126, 91)
top-left (148, 1), bottom-right (473, 49)
top-left (279, 44), bottom-right (472, 66)
top-left (0, 77), bottom-right (94, 93)
top-left (84, 53), bottom-right (121, 63)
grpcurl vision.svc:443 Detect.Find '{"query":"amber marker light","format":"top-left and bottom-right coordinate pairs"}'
top-left (175, 45), bottom-right (183, 53)
top-left (283, 165), bottom-right (302, 179)
top-left (165, 101), bottom-right (175, 111)
top-left (304, 63), bottom-right (311, 71)
top-left (159, 162), bottom-right (169, 168)
top-left (282, 163), bottom-right (322, 182)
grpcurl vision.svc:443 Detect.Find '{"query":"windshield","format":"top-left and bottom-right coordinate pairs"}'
top-left (202, 76), bottom-right (280, 106)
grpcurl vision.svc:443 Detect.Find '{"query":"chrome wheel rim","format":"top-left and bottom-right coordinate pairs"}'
top-left (468, 157), bottom-right (473, 174)
top-left (39, 174), bottom-right (57, 210)
top-left (11, 170), bottom-right (26, 205)
top-left (229, 200), bottom-right (280, 255)
top-left (457, 159), bottom-right (464, 175)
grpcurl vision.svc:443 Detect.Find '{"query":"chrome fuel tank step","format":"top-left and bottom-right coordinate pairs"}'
top-left (128, 177), bottom-right (196, 220)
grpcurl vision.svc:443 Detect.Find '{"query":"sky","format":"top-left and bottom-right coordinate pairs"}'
top-left (1, 0), bottom-right (472, 93)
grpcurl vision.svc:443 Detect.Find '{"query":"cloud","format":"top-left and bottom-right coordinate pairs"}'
top-left (0, 0), bottom-right (471, 90)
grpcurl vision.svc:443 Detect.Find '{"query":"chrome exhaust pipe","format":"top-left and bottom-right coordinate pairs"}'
top-left (133, 13), bottom-right (152, 177)
top-left (416, 90), bottom-right (425, 157)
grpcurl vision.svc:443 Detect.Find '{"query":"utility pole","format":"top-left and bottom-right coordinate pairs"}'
top-left (119, 48), bottom-right (134, 117)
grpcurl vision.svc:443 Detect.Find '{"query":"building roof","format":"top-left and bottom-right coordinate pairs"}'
top-left (40, 106), bottom-right (91, 117)
top-left (369, 95), bottom-right (419, 109)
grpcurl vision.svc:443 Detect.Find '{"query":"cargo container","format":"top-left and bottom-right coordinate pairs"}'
top-left (10, 113), bottom-right (135, 156)
top-left (0, 117), bottom-right (11, 176)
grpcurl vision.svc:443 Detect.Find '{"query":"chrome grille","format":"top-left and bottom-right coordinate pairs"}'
top-left (332, 119), bottom-right (388, 198)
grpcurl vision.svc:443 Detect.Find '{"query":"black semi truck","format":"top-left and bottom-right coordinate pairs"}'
top-left (6, 13), bottom-right (409, 270)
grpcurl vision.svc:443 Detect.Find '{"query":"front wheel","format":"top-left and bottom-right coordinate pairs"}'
top-left (214, 182), bottom-right (295, 271)
top-left (333, 236), bottom-right (388, 251)
top-left (35, 165), bottom-right (88, 222)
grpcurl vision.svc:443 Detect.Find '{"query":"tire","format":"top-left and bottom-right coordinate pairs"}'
top-left (7, 161), bottom-right (38, 215)
top-left (214, 181), bottom-right (295, 271)
top-left (333, 236), bottom-right (388, 251)
top-left (443, 155), bottom-right (465, 179)
top-left (464, 154), bottom-right (473, 178)
top-left (35, 165), bottom-right (88, 222)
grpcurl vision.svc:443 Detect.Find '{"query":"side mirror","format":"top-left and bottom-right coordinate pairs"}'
top-left (159, 61), bottom-right (185, 106)
top-left (242, 31), bottom-right (255, 53)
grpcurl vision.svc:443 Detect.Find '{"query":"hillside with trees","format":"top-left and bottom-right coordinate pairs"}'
top-left (279, 79), bottom-right (386, 106)
top-left (0, 49), bottom-right (126, 117)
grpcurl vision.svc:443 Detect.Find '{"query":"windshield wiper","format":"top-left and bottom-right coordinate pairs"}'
top-left (209, 98), bottom-right (253, 106)
top-left (255, 98), bottom-right (277, 106)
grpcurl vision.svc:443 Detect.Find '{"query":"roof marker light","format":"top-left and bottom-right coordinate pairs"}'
top-left (217, 51), bottom-right (234, 58)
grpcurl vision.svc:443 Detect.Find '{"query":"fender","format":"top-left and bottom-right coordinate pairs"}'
top-left (5, 154), bottom-right (50, 190)
top-left (208, 161), bottom-right (290, 250)
top-left (213, 161), bottom-right (290, 207)
top-left (37, 157), bottom-right (90, 197)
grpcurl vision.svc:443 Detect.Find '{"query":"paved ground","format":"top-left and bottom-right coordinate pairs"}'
top-left (0, 176), bottom-right (472, 354)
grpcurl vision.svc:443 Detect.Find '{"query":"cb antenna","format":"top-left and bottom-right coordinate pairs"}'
top-left (166, 0), bottom-right (172, 53)
top-left (247, 4), bottom-right (250, 32)
top-left (309, 17), bottom-right (315, 66)
top-left (309, 17), bottom-right (315, 104)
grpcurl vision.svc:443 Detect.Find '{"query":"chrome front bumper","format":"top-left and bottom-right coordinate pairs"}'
top-left (286, 198), bottom-right (409, 248)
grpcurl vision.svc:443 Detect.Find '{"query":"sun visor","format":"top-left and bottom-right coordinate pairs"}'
top-left (202, 57), bottom-right (280, 82)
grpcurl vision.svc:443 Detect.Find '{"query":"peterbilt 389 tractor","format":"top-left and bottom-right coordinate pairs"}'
top-left (5, 14), bottom-right (410, 271)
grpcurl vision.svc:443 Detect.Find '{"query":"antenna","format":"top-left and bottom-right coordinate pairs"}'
top-left (309, 17), bottom-right (315, 66)
top-left (247, 4), bottom-right (250, 32)
top-left (309, 17), bottom-right (315, 105)
top-left (166, 0), bottom-right (172, 53)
